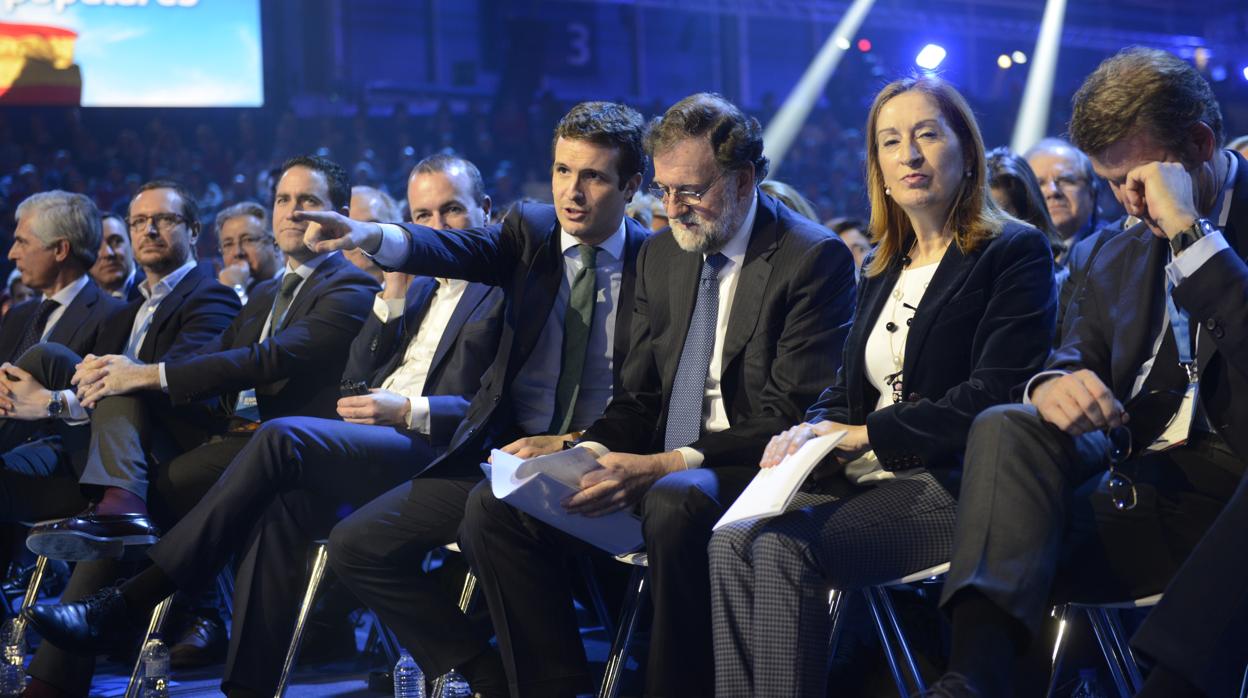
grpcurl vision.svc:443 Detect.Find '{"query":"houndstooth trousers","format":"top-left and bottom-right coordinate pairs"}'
top-left (708, 472), bottom-right (958, 697)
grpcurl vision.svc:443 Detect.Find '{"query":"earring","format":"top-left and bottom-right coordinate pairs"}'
top-left (965, 169), bottom-right (972, 178)
top-left (885, 187), bottom-right (892, 196)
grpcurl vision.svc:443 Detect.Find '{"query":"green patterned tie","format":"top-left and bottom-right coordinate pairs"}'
top-left (548, 244), bottom-right (598, 434)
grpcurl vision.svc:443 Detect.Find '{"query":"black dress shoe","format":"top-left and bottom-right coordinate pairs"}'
top-left (23, 586), bottom-right (136, 654)
top-left (170, 614), bottom-right (227, 668)
top-left (1, 558), bottom-right (70, 598)
top-left (25, 508), bottom-right (161, 562)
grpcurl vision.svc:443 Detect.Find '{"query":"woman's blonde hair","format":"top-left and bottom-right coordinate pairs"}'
top-left (863, 75), bottom-right (1011, 278)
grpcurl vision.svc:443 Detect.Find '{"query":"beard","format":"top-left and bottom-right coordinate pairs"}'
top-left (669, 191), bottom-right (749, 254)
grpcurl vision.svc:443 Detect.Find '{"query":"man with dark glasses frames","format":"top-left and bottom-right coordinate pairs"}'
top-left (927, 48), bottom-right (1248, 698)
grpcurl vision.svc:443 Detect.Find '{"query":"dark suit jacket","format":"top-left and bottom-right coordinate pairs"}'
top-left (99, 264), bottom-right (241, 365)
top-left (383, 203), bottom-right (649, 475)
top-left (163, 253), bottom-right (380, 421)
top-left (807, 221), bottom-right (1056, 474)
top-left (343, 277), bottom-right (504, 448)
top-left (582, 192), bottom-right (856, 468)
top-left (1052, 151), bottom-right (1248, 461)
top-left (1056, 223), bottom-right (1126, 345)
top-left (0, 277), bottom-right (127, 363)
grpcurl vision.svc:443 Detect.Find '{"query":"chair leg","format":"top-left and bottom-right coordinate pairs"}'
top-left (874, 587), bottom-right (927, 693)
top-left (826, 588), bottom-right (847, 666)
top-left (597, 567), bottom-right (647, 698)
top-left (7, 555), bottom-right (49, 646)
top-left (125, 595), bottom-right (174, 698)
top-left (1101, 608), bottom-right (1145, 692)
top-left (1085, 608), bottom-right (1134, 698)
top-left (275, 543), bottom-right (330, 698)
top-left (864, 588), bottom-right (911, 698)
top-left (1045, 606), bottom-right (1071, 698)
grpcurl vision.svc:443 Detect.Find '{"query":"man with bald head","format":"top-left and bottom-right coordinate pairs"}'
top-left (1026, 138), bottom-right (1101, 256)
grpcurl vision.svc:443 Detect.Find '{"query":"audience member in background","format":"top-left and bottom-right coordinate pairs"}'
top-left (709, 75), bottom-right (1056, 698)
top-left (625, 191), bottom-right (656, 229)
top-left (90, 213), bottom-right (140, 301)
top-left (827, 216), bottom-right (872, 274)
top-left (1228, 133), bottom-right (1248, 159)
top-left (931, 47), bottom-right (1248, 698)
top-left (760, 178), bottom-right (819, 221)
top-left (646, 190), bottom-right (670, 232)
top-left (216, 201), bottom-right (283, 305)
top-left (987, 147), bottom-right (1060, 248)
top-left (1024, 137), bottom-right (1101, 265)
top-left (459, 92), bottom-right (856, 698)
top-left (3, 269), bottom-right (35, 318)
top-left (345, 185), bottom-right (401, 284)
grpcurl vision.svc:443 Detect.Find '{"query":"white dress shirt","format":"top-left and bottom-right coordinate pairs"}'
top-left (375, 278), bottom-right (468, 433)
top-left (39, 273), bottom-right (91, 341)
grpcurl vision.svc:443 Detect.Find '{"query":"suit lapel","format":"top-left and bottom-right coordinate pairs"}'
top-left (612, 219), bottom-right (646, 380)
top-left (901, 242), bottom-right (974, 384)
top-left (278, 254), bottom-right (341, 329)
top-left (46, 280), bottom-right (99, 347)
top-left (512, 222), bottom-right (564, 370)
top-left (663, 247), bottom-right (704, 389)
top-left (138, 269), bottom-right (200, 361)
top-left (720, 198), bottom-right (779, 368)
top-left (429, 281), bottom-right (488, 379)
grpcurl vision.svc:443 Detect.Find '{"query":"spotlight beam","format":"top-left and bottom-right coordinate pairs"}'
top-left (1010, 0), bottom-right (1067, 154)
top-left (763, 0), bottom-right (877, 177)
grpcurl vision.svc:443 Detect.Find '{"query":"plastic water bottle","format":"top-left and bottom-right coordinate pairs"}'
top-left (0, 618), bottom-right (26, 696)
top-left (140, 637), bottom-right (170, 698)
top-left (1071, 668), bottom-right (1108, 698)
top-left (394, 650), bottom-right (426, 698)
top-left (438, 671), bottom-right (472, 698)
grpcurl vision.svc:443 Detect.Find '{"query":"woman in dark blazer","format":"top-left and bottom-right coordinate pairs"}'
top-left (708, 76), bottom-right (1057, 697)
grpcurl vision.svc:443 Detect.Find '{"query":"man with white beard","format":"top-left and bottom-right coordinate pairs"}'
top-left (458, 92), bottom-right (858, 697)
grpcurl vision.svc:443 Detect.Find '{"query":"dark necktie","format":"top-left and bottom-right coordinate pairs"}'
top-left (268, 272), bottom-right (303, 335)
top-left (664, 253), bottom-right (729, 451)
top-left (13, 299), bottom-right (60, 360)
top-left (549, 244), bottom-right (598, 434)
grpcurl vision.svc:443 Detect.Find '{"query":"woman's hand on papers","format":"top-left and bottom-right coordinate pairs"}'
top-left (760, 421), bottom-right (869, 469)
top-left (561, 451), bottom-right (684, 517)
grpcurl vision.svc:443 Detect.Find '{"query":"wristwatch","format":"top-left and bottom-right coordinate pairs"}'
top-left (1169, 218), bottom-right (1216, 256)
top-left (46, 391), bottom-right (64, 418)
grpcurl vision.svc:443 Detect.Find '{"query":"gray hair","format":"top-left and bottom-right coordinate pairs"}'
top-left (1024, 138), bottom-right (1097, 187)
top-left (14, 190), bottom-right (101, 269)
top-left (411, 154), bottom-right (488, 206)
top-left (215, 200), bottom-right (271, 238)
top-left (351, 185), bottom-right (401, 222)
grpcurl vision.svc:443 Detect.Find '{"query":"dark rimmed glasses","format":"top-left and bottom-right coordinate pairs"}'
top-left (1103, 388), bottom-right (1186, 511)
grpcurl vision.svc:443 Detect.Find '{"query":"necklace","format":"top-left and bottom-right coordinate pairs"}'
top-left (883, 246), bottom-right (931, 403)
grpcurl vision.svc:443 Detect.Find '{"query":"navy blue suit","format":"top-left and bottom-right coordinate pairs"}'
top-left (138, 275), bottom-right (503, 695)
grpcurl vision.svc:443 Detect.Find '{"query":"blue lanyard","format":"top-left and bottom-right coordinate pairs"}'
top-left (1165, 288), bottom-right (1197, 383)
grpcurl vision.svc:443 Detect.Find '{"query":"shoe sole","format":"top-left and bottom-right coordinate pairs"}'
top-left (26, 530), bottom-right (158, 561)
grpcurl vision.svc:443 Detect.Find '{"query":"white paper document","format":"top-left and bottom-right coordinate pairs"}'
top-left (713, 431), bottom-right (846, 531)
top-left (489, 448), bottom-right (644, 555)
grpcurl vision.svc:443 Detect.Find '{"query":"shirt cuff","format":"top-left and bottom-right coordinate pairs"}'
top-left (370, 223), bottom-right (410, 268)
top-left (675, 447), bottom-right (704, 469)
top-left (60, 390), bottom-right (89, 424)
top-left (577, 441), bottom-right (610, 458)
top-left (158, 362), bottom-right (169, 392)
top-left (1022, 370), bottom-right (1068, 404)
top-left (373, 294), bottom-right (405, 323)
top-left (406, 396), bottom-right (430, 434)
top-left (1166, 231), bottom-right (1228, 287)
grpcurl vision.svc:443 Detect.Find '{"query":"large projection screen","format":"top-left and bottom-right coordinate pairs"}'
top-left (0, 0), bottom-right (263, 107)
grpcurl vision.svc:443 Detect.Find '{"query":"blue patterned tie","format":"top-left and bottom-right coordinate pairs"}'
top-left (664, 253), bottom-right (729, 451)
